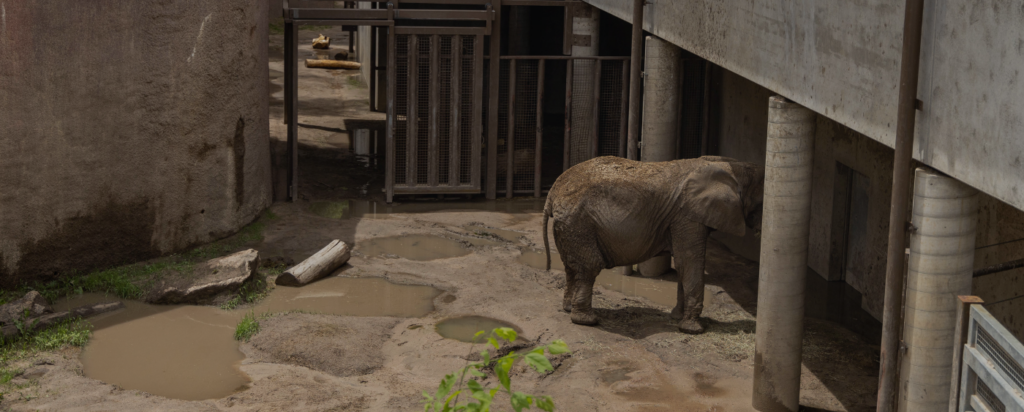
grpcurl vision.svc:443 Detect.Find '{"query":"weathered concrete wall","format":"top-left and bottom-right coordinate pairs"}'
top-left (973, 194), bottom-right (1024, 343)
top-left (0, 0), bottom-right (271, 285)
top-left (585, 0), bottom-right (1024, 219)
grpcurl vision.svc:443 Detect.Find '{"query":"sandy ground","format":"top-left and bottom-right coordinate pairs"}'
top-left (0, 26), bottom-right (879, 412)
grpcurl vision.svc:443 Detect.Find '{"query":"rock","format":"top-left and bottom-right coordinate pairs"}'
top-left (0, 291), bottom-right (52, 326)
top-left (1, 301), bottom-right (124, 338)
top-left (146, 249), bottom-right (259, 305)
top-left (20, 366), bottom-right (49, 380)
top-left (312, 34), bottom-right (331, 49)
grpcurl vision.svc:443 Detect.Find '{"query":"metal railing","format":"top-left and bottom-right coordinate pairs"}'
top-left (955, 297), bottom-right (1024, 412)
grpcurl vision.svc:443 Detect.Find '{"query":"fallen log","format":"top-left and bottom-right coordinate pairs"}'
top-left (275, 240), bottom-right (351, 286)
top-left (1, 302), bottom-right (125, 339)
top-left (305, 59), bottom-right (361, 70)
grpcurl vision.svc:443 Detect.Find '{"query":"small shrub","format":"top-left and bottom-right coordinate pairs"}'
top-left (234, 312), bottom-right (260, 342)
top-left (423, 328), bottom-right (569, 412)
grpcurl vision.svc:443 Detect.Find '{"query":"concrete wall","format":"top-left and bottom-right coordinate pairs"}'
top-left (973, 194), bottom-right (1024, 342)
top-left (0, 0), bottom-right (271, 285)
top-left (585, 0), bottom-right (1024, 220)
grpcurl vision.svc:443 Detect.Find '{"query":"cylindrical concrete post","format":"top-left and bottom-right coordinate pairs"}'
top-left (752, 96), bottom-right (815, 412)
top-left (567, 3), bottom-right (600, 167)
top-left (637, 35), bottom-right (681, 278)
top-left (898, 168), bottom-right (978, 412)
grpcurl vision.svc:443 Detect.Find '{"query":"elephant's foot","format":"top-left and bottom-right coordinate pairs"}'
top-left (677, 318), bottom-right (704, 334)
top-left (562, 301), bottom-right (573, 313)
top-left (670, 306), bottom-right (684, 320)
top-left (570, 310), bottom-right (598, 326)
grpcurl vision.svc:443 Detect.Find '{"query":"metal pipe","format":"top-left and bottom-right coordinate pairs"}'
top-left (877, 0), bottom-right (927, 409)
top-left (752, 96), bottom-right (816, 412)
top-left (974, 258), bottom-right (1024, 278)
top-left (625, 0), bottom-right (644, 160)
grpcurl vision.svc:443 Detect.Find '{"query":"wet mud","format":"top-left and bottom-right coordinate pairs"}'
top-left (63, 276), bottom-right (440, 400)
top-left (517, 248), bottom-right (678, 307)
top-left (357, 235), bottom-right (475, 261)
top-left (435, 316), bottom-right (521, 343)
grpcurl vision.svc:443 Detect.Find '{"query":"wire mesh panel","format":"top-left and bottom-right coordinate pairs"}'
top-left (597, 61), bottom-right (624, 157)
top-left (438, 36), bottom-right (453, 186)
top-left (568, 59), bottom-right (597, 168)
top-left (512, 60), bottom-right (539, 192)
top-left (496, 60), bottom-right (510, 193)
top-left (416, 36), bottom-right (431, 185)
top-left (394, 35), bottom-right (409, 185)
top-left (459, 37), bottom-right (475, 185)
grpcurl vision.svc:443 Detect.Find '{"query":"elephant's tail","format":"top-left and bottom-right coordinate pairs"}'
top-left (543, 199), bottom-right (552, 271)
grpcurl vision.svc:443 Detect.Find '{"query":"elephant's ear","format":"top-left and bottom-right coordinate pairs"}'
top-left (681, 162), bottom-right (747, 236)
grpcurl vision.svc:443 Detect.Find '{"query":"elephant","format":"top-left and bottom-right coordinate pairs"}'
top-left (541, 156), bottom-right (764, 334)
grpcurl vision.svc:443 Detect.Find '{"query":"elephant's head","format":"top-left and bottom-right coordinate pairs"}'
top-left (680, 157), bottom-right (765, 237)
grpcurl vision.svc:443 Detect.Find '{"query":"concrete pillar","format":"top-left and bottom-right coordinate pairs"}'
top-left (898, 168), bottom-right (978, 412)
top-left (637, 35), bottom-right (681, 277)
top-left (752, 96), bottom-right (815, 412)
top-left (567, 3), bottom-right (600, 167)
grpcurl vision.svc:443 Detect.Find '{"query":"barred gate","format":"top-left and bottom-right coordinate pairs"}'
top-left (492, 56), bottom-right (629, 198)
top-left (955, 301), bottom-right (1024, 411)
top-left (389, 33), bottom-right (484, 197)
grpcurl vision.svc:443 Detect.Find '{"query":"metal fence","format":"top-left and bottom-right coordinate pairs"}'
top-left (955, 302), bottom-right (1024, 411)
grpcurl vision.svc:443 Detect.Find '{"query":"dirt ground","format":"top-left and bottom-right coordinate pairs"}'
top-left (0, 26), bottom-right (880, 412)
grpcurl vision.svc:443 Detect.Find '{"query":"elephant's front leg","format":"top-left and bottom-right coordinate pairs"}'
top-left (671, 220), bottom-right (710, 334)
top-left (569, 269), bottom-right (598, 325)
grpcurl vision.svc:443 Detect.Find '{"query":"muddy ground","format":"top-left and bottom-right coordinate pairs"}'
top-left (0, 26), bottom-right (879, 412)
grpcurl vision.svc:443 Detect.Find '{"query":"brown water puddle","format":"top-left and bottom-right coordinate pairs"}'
top-left (517, 249), bottom-right (677, 307)
top-left (465, 224), bottom-right (526, 243)
top-left (435, 316), bottom-right (521, 343)
top-left (66, 277), bottom-right (440, 401)
top-left (358, 235), bottom-right (479, 261)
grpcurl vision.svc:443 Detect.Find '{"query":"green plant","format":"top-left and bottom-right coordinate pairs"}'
top-left (234, 312), bottom-right (260, 342)
top-left (0, 318), bottom-right (91, 367)
top-left (422, 328), bottom-right (569, 412)
top-left (221, 275), bottom-right (270, 310)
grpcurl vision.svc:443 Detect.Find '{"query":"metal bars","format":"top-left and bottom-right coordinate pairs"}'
top-left (956, 304), bottom-right (1024, 412)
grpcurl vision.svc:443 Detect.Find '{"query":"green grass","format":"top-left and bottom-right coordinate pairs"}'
top-left (3, 210), bottom-right (279, 305)
top-left (234, 312), bottom-right (261, 342)
top-left (269, 22), bottom-right (284, 35)
top-left (309, 201), bottom-right (350, 219)
top-left (0, 318), bottom-right (90, 364)
top-left (347, 76), bottom-right (367, 88)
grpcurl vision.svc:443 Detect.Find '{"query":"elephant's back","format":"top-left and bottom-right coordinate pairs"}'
top-left (548, 157), bottom-right (669, 219)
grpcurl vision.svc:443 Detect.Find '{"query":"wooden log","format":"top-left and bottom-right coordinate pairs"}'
top-left (1, 302), bottom-right (125, 339)
top-left (275, 240), bottom-right (351, 286)
top-left (305, 59), bottom-right (361, 70)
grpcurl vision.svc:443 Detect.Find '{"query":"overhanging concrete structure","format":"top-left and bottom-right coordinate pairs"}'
top-left (585, 0), bottom-right (1024, 213)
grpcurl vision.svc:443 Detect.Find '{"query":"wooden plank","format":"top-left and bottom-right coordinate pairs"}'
top-left (591, 59), bottom-right (600, 159)
top-left (471, 34), bottom-right (484, 189)
top-left (534, 59), bottom-right (545, 197)
top-left (486, 0), bottom-right (502, 199)
top-left (563, 59), bottom-right (572, 171)
top-left (385, 20), bottom-right (397, 203)
top-left (506, 59), bottom-right (517, 198)
top-left (408, 35), bottom-right (419, 187)
top-left (950, 295), bottom-right (984, 412)
top-left (449, 35), bottom-right (462, 186)
top-left (619, 60), bottom-right (629, 158)
top-left (428, 34), bottom-right (439, 186)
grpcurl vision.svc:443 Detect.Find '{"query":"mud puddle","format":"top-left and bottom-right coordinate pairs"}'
top-left (435, 316), bottom-right (521, 343)
top-left (65, 277), bottom-right (441, 401)
top-left (517, 249), bottom-right (677, 307)
top-left (358, 234), bottom-right (480, 260)
top-left (465, 224), bottom-right (526, 243)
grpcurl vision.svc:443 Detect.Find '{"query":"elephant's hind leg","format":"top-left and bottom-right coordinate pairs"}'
top-left (562, 268), bottom-right (577, 313)
top-left (569, 268), bottom-right (599, 325)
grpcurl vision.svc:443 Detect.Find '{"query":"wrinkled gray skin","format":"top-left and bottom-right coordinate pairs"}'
top-left (542, 156), bottom-right (764, 334)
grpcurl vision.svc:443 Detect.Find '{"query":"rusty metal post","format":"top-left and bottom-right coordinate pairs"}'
top-left (949, 296), bottom-right (983, 412)
top-left (625, 0), bottom-right (644, 160)
top-left (877, 0), bottom-right (927, 409)
top-left (486, 0), bottom-right (502, 199)
top-left (285, 20), bottom-right (298, 202)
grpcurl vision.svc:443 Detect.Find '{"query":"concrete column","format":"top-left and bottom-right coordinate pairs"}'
top-left (637, 35), bottom-right (681, 278)
top-left (567, 4), bottom-right (600, 167)
top-left (898, 168), bottom-right (978, 412)
top-left (752, 96), bottom-right (815, 412)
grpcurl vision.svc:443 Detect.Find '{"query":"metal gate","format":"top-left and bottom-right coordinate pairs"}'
top-left (388, 33), bottom-right (484, 198)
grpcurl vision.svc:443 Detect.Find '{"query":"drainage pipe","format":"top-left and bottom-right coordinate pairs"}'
top-left (898, 168), bottom-right (978, 412)
top-left (625, 0), bottom-right (644, 161)
top-left (877, 0), bottom-right (927, 409)
top-left (637, 35), bottom-right (681, 278)
top-left (752, 96), bottom-right (816, 412)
